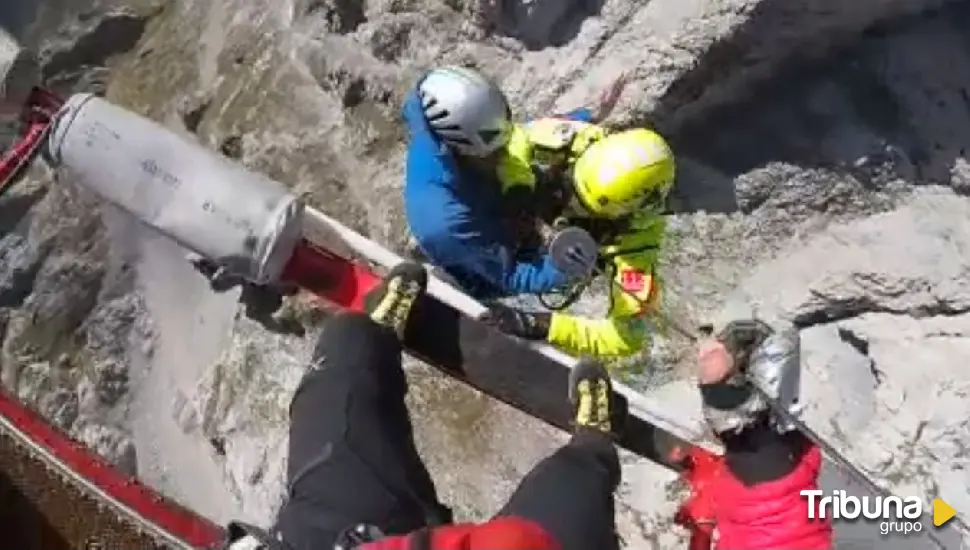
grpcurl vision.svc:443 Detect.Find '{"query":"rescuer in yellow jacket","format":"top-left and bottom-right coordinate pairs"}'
top-left (481, 114), bottom-right (676, 361)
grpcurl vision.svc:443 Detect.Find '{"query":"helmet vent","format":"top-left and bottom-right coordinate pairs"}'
top-left (426, 108), bottom-right (450, 123)
top-left (443, 135), bottom-right (473, 145)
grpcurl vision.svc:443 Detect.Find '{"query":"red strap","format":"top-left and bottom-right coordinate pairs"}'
top-left (673, 448), bottom-right (725, 550)
top-left (0, 87), bottom-right (64, 195)
top-left (0, 119), bottom-right (48, 189)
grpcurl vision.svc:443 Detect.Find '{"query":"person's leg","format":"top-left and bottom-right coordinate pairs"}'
top-left (273, 263), bottom-right (451, 550)
top-left (494, 360), bottom-right (624, 550)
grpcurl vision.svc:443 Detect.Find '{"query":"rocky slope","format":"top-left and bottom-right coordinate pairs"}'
top-left (2, 0), bottom-right (970, 547)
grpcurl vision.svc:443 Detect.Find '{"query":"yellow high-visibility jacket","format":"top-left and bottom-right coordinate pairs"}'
top-left (494, 115), bottom-right (667, 359)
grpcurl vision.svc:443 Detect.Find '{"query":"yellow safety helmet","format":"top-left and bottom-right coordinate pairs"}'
top-left (571, 128), bottom-right (676, 218)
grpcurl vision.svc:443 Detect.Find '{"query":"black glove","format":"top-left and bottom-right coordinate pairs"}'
top-left (481, 302), bottom-right (551, 340)
top-left (240, 283), bottom-right (286, 319)
top-left (187, 253), bottom-right (301, 334)
top-left (188, 253), bottom-right (244, 292)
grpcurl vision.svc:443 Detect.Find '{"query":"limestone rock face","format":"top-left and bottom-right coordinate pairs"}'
top-left (0, 30), bottom-right (40, 126)
top-left (1, 0), bottom-right (970, 547)
top-left (723, 189), bottom-right (970, 506)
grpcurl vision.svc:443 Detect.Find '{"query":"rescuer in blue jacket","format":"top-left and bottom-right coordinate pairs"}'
top-left (402, 66), bottom-right (576, 299)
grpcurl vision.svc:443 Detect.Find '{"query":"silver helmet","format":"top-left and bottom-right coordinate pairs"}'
top-left (417, 66), bottom-right (511, 157)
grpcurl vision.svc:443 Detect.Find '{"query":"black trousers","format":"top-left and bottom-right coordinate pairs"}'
top-left (273, 313), bottom-right (621, 550)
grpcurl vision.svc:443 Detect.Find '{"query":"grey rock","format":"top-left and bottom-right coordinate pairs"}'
top-left (25, 253), bottom-right (103, 325)
top-left (14, 361), bottom-right (51, 403)
top-left (724, 188), bottom-right (970, 326)
top-left (74, 419), bottom-right (138, 476)
top-left (545, 0), bottom-right (962, 130)
top-left (83, 294), bottom-right (144, 358)
top-left (714, 189), bottom-right (970, 543)
top-left (951, 157), bottom-right (970, 196)
top-left (37, 387), bottom-right (80, 430)
top-left (0, 233), bottom-right (40, 308)
top-left (0, 27), bottom-right (40, 127)
top-left (92, 358), bottom-right (128, 407)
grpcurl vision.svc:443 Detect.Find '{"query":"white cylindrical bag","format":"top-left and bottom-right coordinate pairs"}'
top-left (46, 94), bottom-right (304, 285)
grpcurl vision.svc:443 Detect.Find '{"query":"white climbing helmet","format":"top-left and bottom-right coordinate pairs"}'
top-left (417, 66), bottom-right (512, 157)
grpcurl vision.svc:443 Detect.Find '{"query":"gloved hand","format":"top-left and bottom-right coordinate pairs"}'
top-left (481, 302), bottom-right (551, 341)
top-left (187, 253), bottom-right (298, 331)
top-left (240, 282), bottom-right (294, 320)
top-left (187, 252), bottom-right (243, 292)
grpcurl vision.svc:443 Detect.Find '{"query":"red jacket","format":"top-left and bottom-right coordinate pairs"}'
top-left (358, 516), bottom-right (560, 550)
top-left (714, 445), bottom-right (833, 549)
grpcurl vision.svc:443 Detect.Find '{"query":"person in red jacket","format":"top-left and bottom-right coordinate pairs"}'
top-left (223, 261), bottom-right (626, 550)
top-left (680, 321), bottom-right (834, 549)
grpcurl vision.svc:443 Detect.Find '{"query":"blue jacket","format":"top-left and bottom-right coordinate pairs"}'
top-left (403, 89), bottom-right (586, 299)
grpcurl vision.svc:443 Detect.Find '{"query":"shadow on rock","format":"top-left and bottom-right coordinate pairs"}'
top-left (667, 157), bottom-right (740, 215)
top-left (296, 0), bottom-right (366, 34)
top-left (655, 2), bottom-right (970, 217)
top-left (42, 11), bottom-right (153, 92)
top-left (0, 186), bottom-right (47, 238)
top-left (484, 0), bottom-right (605, 50)
top-left (0, 0), bottom-right (38, 41)
top-left (650, 0), bottom-right (957, 132)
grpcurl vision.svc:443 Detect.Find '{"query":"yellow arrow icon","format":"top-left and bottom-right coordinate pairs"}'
top-left (934, 498), bottom-right (956, 527)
